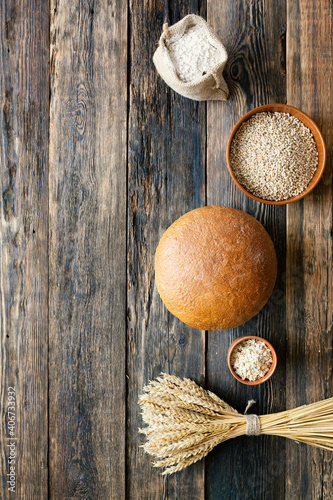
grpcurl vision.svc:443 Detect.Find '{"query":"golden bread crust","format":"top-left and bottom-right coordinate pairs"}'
top-left (155, 206), bottom-right (277, 331)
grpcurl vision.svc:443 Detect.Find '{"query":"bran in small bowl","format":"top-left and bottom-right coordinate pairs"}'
top-left (227, 336), bottom-right (277, 385)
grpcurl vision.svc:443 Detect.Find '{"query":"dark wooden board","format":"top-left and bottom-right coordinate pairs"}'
top-left (0, 0), bottom-right (332, 498)
top-left (0, 0), bottom-right (49, 498)
top-left (48, 0), bottom-right (127, 498)
top-left (206, 1), bottom-right (287, 499)
top-left (126, 1), bottom-right (206, 499)
top-left (286, 0), bottom-right (333, 498)
top-left (166, 2), bottom-right (207, 498)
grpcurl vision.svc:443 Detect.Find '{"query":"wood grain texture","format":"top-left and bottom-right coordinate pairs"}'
top-left (49, 0), bottom-right (127, 498)
top-left (0, 0), bottom-right (49, 498)
top-left (165, 4), bottom-right (206, 499)
top-left (0, 0), bottom-right (332, 498)
top-left (286, 1), bottom-right (333, 498)
top-left (206, 1), bottom-right (287, 498)
top-left (126, 3), bottom-right (169, 497)
top-left (126, 1), bottom-right (206, 499)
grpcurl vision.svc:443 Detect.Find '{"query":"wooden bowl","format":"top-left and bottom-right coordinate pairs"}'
top-left (226, 104), bottom-right (326, 205)
top-left (227, 335), bottom-right (277, 385)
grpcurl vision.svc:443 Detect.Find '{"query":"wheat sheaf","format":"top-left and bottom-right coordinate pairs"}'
top-left (138, 373), bottom-right (333, 475)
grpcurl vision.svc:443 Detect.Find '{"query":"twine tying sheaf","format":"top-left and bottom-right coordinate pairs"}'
top-left (245, 414), bottom-right (261, 436)
top-left (244, 399), bottom-right (261, 436)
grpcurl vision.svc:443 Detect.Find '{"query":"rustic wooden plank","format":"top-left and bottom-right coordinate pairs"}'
top-left (127, 2), bottom-right (206, 499)
top-left (0, 0), bottom-right (49, 498)
top-left (165, 4), bottom-right (206, 498)
top-left (126, 5), bottom-right (169, 498)
top-left (286, 1), bottom-right (333, 498)
top-left (49, 1), bottom-right (127, 498)
top-left (206, 1), bottom-right (287, 498)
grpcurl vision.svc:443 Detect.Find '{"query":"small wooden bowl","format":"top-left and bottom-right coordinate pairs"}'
top-left (226, 104), bottom-right (326, 205)
top-left (227, 335), bottom-right (277, 385)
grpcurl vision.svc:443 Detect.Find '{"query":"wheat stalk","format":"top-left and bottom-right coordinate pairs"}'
top-left (138, 374), bottom-right (333, 474)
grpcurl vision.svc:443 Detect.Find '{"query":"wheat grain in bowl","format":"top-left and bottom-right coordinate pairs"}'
top-left (229, 112), bottom-right (319, 201)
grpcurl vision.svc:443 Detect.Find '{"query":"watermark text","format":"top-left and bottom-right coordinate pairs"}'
top-left (7, 386), bottom-right (16, 493)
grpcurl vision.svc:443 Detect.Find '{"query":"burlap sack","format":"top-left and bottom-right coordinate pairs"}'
top-left (153, 14), bottom-right (229, 101)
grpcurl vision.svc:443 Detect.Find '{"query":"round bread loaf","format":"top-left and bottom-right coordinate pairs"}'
top-left (155, 206), bottom-right (277, 331)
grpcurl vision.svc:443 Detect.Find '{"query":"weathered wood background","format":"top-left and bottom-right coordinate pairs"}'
top-left (0, 0), bottom-right (332, 498)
